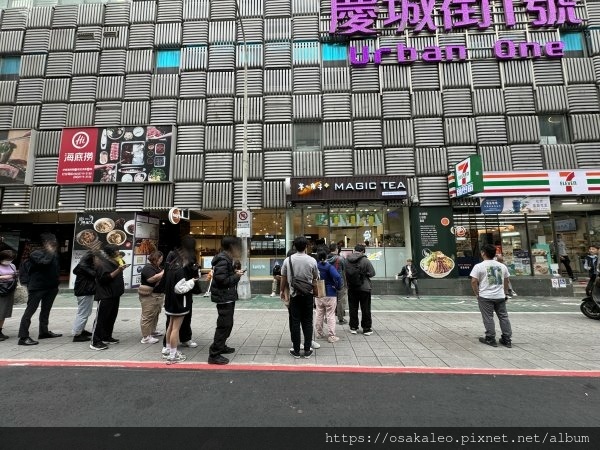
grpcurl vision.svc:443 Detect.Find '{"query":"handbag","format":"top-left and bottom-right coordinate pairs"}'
top-left (289, 257), bottom-right (316, 297)
top-left (316, 279), bottom-right (326, 298)
top-left (138, 284), bottom-right (154, 296)
top-left (0, 278), bottom-right (17, 296)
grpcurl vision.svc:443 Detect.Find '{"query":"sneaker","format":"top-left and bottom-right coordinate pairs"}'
top-left (161, 347), bottom-right (170, 358)
top-left (208, 354), bottom-right (229, 365)
top-left (166, 351), bottom-right (187, 365)
top-left (508, 290), bottom-right (517, 297)
top-left (302, 349), bottom-right (313, 359)
top-left (90, 342), bottom-right (108, 351)
top-left (327, 335), bottom-right (340, 343)
top-left (141, 336), bottom-right (159, 344)
top-left (73, 334), bottom-right (91, 342)
top-left (350, 328), bottom-right (358, 334)
top-left (338, 319), bottom-right (347, 324)
top-left (311, 340), bottom-right (321, 349)
top-left (103, 337), bottom-right (119, 345)
top-left (270, 292), bottom-right (276, 297)
top-left (181, 340), bottom-right (198, 348)
top-left (499, 336), bottom-right (512, 348)
top-left (479, 337), bottom-right (498, 347)
top-left (81, 330), bottom-right (92, 337)
top-left (0, 332), bottom-right (8, 341)
top-left (289, 349), bottom-right (301, 359)
top-left (151, 330), bottom-right (164, 337)
top-left (315, 333), bottom-right (326, 340)
top-left (363, 329), bottom-right (373, 336)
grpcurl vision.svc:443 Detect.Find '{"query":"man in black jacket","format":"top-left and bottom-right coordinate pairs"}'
top-left (72, 251), bottom-right (96, 342)
top-left (18, 233), bottom-right (62, 346)
top-left (208, 236), bottom-right (244, 365)
top-left (398, 258), bottom-right (420, 299)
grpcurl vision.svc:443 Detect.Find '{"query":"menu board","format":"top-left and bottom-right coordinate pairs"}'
top-left (313, 213), bottom-right (383, 227)
top-left (57, 126), bottom-right (173, 184)
top-left (131, 214), bottom-right (160, 288)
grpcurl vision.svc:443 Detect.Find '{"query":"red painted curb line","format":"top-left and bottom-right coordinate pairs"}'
top-left (1, 359), bottom-right (600, 378)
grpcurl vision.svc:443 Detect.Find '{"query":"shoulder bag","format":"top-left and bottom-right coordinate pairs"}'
top-left (289, 256), bottom-right (316, 297)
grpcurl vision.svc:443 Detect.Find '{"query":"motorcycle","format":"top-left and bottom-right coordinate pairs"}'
top-left (580, 295), bottom-right (600, 320)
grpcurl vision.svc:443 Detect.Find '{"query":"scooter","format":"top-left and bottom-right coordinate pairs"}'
top-left (580, 294), bottom-right (600, 320)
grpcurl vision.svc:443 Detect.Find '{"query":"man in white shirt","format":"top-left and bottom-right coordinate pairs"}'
top-left (470, 244), bottom-right (512, 348)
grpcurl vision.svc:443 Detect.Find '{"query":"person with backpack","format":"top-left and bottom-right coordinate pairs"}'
top-left (17, 233), bottom-right (62, 346)
top-left (316, 250), bottom-right (342, 343)
top-left (345, 244), bottom-right (376, 336)
top-left (327, 243), bottom-right (348, 324)
top-left (72, 251), bottom-right (96, 342)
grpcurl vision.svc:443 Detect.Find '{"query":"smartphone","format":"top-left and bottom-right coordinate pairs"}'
top-left (122, 263), bottom-right (132, 268)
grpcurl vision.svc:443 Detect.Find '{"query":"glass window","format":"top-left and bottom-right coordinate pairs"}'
top-left (0, 56), bottom-right (20, 80)
top-left (539, 115), bottom-right (569, 145)
top-left (321, 43), bottom-right (347, 67)
top-left (294, 123), bottom-right (321, 152)
top-left (560, 31), bottom-right (585, 57)
top-left (155, 49), bottom-right (181, 74)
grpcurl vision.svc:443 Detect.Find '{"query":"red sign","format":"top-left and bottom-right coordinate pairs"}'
top-left (57, 128), bottom-right (98, 184)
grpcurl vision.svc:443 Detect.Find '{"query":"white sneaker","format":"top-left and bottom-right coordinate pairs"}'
top-left (328, 335), bottom-right (340, 343)
top-left (141, 336), bottom-right (159, 344)
top-left (161, 347), bottom-right (170, 358)
top-left (181, 340), bottom-right (198, 348)
top-left (350, 329), bottom-right (358, 334)
top-left (151, 330), bottom-right (164, 337)
top-left (270, 292), bottom-right (276, 297)
top-left (166, 351), bottom-right (187, 365)
top-left (311, 340), bottom-right (321, 349)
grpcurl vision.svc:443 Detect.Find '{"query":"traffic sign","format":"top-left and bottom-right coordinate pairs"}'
top-left (236, 209), bottom-right (252, 238)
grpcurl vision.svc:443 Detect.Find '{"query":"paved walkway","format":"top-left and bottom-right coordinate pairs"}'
top-left (1, 293), bottom-right (599, 372)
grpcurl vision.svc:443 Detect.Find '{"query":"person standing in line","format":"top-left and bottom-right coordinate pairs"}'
top-left (280, 236), bottom-right (319, 359)
top-left (72, 251), bottom-right (96, 342)
top-left (315, 250), bottom-right (342, 343)
top-left (208, 236), bottom-right (244, 365)
top-left (470, 243), bottom-right (512, 348)
top-left (398, 258), bottom-right (420, 299)
top-left (90, 244), bottom-right (126, 351)
top-left (327, 243), bottom-right (348, 324)
top-left (346, 244), bottom-right (376, 336)
top-left (555, 234), bottom-right (576, 281)
top-left (270, 263), bottom-right (282, 297)
top-left (584, 244), bottom-right (599, 298)
top-left (139, 251), bottom-right (165, 344)
top-left (0, 249), bottom-right (19, 341)
top-left (18, 233), bottom-right (62, 346)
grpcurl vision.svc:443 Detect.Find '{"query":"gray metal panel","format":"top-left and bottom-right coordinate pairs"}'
top-left (292, 41), bottom-right (319, 66)
top-left (97, 76), bottom-right (124, 100)
top-left (129, 24), bottom-right (155, 49)
top-left (202, 182), bottom-right (232, 209)
top-left (567, 85), bottom-right (600, 113)
top-left (73, 51), bottom-right (99, 75)
top-left (150, 99), bottom-right (177, 124)
top-left (472, 89), bottom-right (505, 115)
top-left (322, 148), bottom-right (352, 176)
top-left (12, 105), bottom-right (40, 129)
top-left (27, 7), bottom-right (53, 29)
top-left (181, 46), bottom-right (208, 71)
top-left (52, 5), bottom-right (78, 28)
top-left (323, 121), bottom-right (352, 148)
top-left (66, 103), bottom-right (95, 127)
top-left (205, 152), bottom-right (233, 180)
top-left (293, 0), bottom-right (319, 15)
top-left (235, 68), bottom-right (263, 96)
top-left (265, 18), bottom-right (291, 41)
top-left (384, 148), bottom-right (415, 176)
top-left (469, 33), bottom-right (496, 59)
top-left (575, 143), bottom-right (600, 168)
top-left (44, 78), bottom-right (70, 102)
top-left (264, 151), bottom-right (293, 179)
top-left (233, 152), bottom-right (263, 179)
top-left (0, 30), bottom-right (24, 53)
top-left (176, 125), bottom-right (205, 153)
top-left (475, 116), bottom-right (508, 144)
top-left (235, 181), bottom-right (264, 215)
top-left (130, 1), bottom-right (156, 24)
top-left (126, 49), bottom-right (154, 73)
top-left (87, 185), bottom-right (117, 212)
top-left (264, 123), bottom-right (293, 149)
top-left (542, 144), bottom-right (577, 170)
top-left (322, 93), bottom-right (351, 120)
top-left (416, 177), bottom-right (450, 206)
top-left (208, 44), bottom-right (235, 71)
top-left (183, 20), bottom-right (209, 46)
top-left (0, 186), bottom-right (30, 214)
top-left (264, 69), bottom-right (292, 94)
top-left (263, 180), bottom-right (285, 209)
top-left (266, 0), bottom-right (292, 16)
top-left (177, 99), bottom-right (206, 124)
top-left (535, 86), bottom-right (568, 113)
top-left (351, 65), bottom-right (379, 92)
top-left (23, 28), bottom-right (49, 53)
top-left (570, 114), bottom-right (600, 142)
top-left (293, 150), bottom-right (322, 176)
top-left (470, 60), bottom-right (501, 88)
top-left (70, 76), bottom-right (97, 102)
top-left (440, 62), bottom-right (470, 88)
top-left (205, 125), bottom-right (234, 151)
top-left (183, 0), bottom-right (210, 20)
top-left (30, 185), bottom-right (58, 212)
top-left (16, 78), bottom-right (43, 104)
top-left (210, 0), bottom-right (237, 20)
top-left (0, 81), bottom-right (15, 105)
top-left (564, 58), bottom-right (596, 84)
top-left (99, 49), bottom-right (127, 75)
top-left (292, 15), bottom-right (318, 40)
top-left (58, 185), bottom-right (86, 212)
top-left (236, 17), bottom-right (263, 41)
top-left (442, 89), bottom-right (473, 117)
top-left (180, 71), bottom-right (207, 98)
top-left (20, 54), bottom-right (47, 78)
top-left (0, 105), bottom-right (13, 129)
top-left (121, 101), bottom-right (150, 125)
top-left (506, 116), bottom-right (541, 144)
top-left (234, 92), bottom-right (263, 120)
top-left (383, 119), bottom-right (413, 147)
top-left (35, 130), bottom-right (61, 157)
top-left (293, 66), bottom-right (321, 93)
top-left (381, 91), bottom-right (411, 119)
top-left (115, 185), bottom-right (145, 211)
top-left (0, 8), bottom-right (28, 30)
top-left (45, 53), bottom-right (73, 77)
top-left (479, 146), bottom-right (512, 171)
top-left (411, 64), bottom-right (440, 91)
top-left (143, 184), bottom-right (174, 210)
top-left (234, 123), bottom-right (263, 152)
top-left (445, 118), bottom-right (477, 145)
top-left (206, 97), bottom-right (235, 124)
top-left (157, 0), bottom-right (183, 22)
top-left (505, 87), bottom-right (536, 115)
top-left (173, 182), bottom-right (203, 209)
top-left (351, 93), bottom-right (380, 119)
top-left (264, 41), bottom-right (291, 67)
top-left (33, 157), bottom-right (59, 184)
top-left (412, 91), bottom-right (442, 118)
top-left (155, 23), bottom-right (182, 48)
top-left (75, 26), bottom-right (102, 52)
top-left (151, 74), bottom-right (180, 98)
top-left (446, 146), bottom-right (477, 171)
top-left (502, 60), bottom-right (533, 86)
top-left (532, 59), bottom-right (564, 85)
top-left (322, 67), bottom-right (350, 93)
top-left (209, 19), bottom-right (236, 44)
top-left (414, 118), bottom-right (444, 147)
top-left (354, 120), bottom-right (382, 149)
top-left (104, 1), bottom-right (131, 26)
top-left (102, 26), bottom-right (129, 49)
top-left (124, 73), bottom-right (151, 100)
top-left (49, 28), bottom-right (75, 52)
top-left (94, 101), bottom-right (122, 126)
top-left (355, 149), bottom-right (385, 175)
top-left (207, 71), bottom-right (235, 96)
top-left (415, 148), bottom-right (447, 176)
top-left (511, 144), bottom-right (544, 169)
top-left (293, 94), bottom-right (321, 120)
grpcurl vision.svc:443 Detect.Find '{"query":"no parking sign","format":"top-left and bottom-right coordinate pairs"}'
top-left (236, 210), bottom-right (252, 238)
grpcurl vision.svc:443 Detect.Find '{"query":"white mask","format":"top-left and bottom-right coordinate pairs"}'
top-left (1, 260), bottom-right (13, 266)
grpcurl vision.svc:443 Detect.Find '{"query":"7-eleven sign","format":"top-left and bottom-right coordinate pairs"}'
top-left (455, 155), bottom-right (484, 197)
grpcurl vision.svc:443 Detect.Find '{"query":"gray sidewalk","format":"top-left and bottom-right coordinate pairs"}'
top-left (1, 293), bottom-right (599, 371)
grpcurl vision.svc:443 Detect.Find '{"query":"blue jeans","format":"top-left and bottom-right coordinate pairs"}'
top-left (289, 293), bottom-right (314, 353)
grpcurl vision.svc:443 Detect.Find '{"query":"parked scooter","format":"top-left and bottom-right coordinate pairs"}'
top-left (580, 295), bottom-right (600, 320)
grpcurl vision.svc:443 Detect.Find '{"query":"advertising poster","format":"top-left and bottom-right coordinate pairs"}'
top-left (481, 196), bottom-right (551, 215)
top-left (511, 250), bottom-right (531, 276)
top-left (131, 214), bottom-right (160, 288)
top-left (532, 244), bottom-right (552, 276)
top-left (313, 213), bottom-right (383, 227)
top-left (0, 129), bottom-right (33, 185)
top-left (57, 126), bottom-right (173, 184)
top-left (70, 212), bottom-right (135, 289)
top-left (410, 207), bottom-right (457, 279)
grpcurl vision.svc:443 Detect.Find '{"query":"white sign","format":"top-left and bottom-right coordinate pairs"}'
top-left (236, 209), bottom-right (252, 238)
top-left (548, 170), bottom-right (589, 195)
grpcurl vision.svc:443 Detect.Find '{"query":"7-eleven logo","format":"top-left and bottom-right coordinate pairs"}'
top-left (559, 171), bottom-right (576, 192)
top-left (457, 161), bottom-right (470, 185)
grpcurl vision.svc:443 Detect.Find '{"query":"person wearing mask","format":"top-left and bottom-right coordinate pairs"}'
top-left (280, 236), bottom-right (319, 359)
top-left (18, 233), bottom-right (62, 346)
top-left (555, 234), bottom-right (576, 281)
top-left (72, 251), bottom-right (96, 342)
top-left (90, 244), bottom-right (126, 351)
top-left (327, 243), bottom-right (348, 324)
top-left (346, 244), bottom-right (376, 336)
top-left (0, 249), bottom-right (18, 341)
top-left (316, 250), bottom-right (342, 343)
top-left (208, 236), bottom-right (244, 365)
top-left (584, 244), bottom-right (599, 297)
top-left (139, 251), bottom-right (165, 344)
top-left (470, 244), bottom-right (512, 348)
top-left (398, 258), bottom-right (420, 299)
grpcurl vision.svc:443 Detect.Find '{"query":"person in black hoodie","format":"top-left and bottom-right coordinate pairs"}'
top-left (72, 251), bottom-right (96, 342)
top-left (208, 236), bottom-right (244, 365)
top-left (90, 244), bottom-right (126, 351)
top-left (18, 233), bottom-right (62, 346)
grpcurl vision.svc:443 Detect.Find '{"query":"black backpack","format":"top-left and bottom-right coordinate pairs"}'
top-left (345, 257), bottom-right (365, 289)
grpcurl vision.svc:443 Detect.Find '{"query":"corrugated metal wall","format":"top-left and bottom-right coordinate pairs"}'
top-left (1, 0), bottom-right (600, 212)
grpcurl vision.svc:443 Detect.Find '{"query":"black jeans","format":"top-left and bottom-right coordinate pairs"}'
top-left (348, 289), bottom-right (372, 331)
top-left (560, 255), bottom-right (574, 279)
top-left (209, 302), bottom-right (235, 357)
top-left (289, 293), bottom-right (314, 353)
top-left (404, 277), bottom-right (419, 296)
top-left (586, 274), bottom-right (596, 297)
top-left (18, 288), bottom-right (59, 338)
top-left (92, 297), bottom-right (120, 345)
top-left (162, 305), bottom-right (193, 346)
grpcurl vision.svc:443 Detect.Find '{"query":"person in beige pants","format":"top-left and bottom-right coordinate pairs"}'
top-left (139, 251), bottom-right (165, 344)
